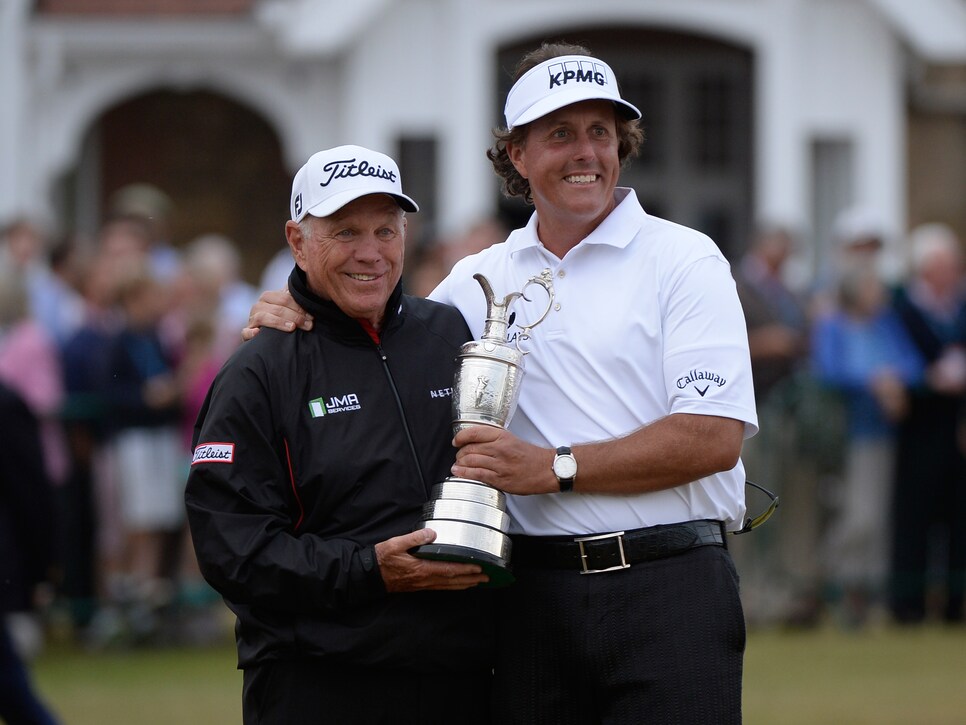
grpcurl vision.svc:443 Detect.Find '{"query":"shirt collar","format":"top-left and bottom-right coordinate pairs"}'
top-left (508, 187), bottom-right (644, 258)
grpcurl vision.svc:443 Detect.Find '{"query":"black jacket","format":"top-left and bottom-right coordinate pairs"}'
top-left (185, 267), bottom-right (494, 671)
top-left (891, 285), bottom-right (966, 441)
top-left (0, 383), bottom-right (57, 613)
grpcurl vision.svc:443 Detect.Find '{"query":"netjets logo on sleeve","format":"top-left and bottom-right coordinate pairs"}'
top-left (309, 392), bottom-right (362, 417)
top-left (676, 369), bottom-right (727, 397)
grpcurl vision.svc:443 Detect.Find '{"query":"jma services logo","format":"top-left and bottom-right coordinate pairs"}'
top-left (309, 393), bottom-right (361, 418)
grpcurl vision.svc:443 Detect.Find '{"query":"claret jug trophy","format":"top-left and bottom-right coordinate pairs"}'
top-left (412, 270), bottom-right (554, 586)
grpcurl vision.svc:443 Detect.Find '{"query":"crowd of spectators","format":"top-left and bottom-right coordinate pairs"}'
top-left (733, 208), bottom-right (966, 629)
top-left (0, 191), bottom-right (963, 675)
top-left (0, 186), bottom-right (257, 655)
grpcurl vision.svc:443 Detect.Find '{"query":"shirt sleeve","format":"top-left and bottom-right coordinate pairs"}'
top-left (428, 269), bottom-right (455, 306)
top-left (661, 254), bottom-right (759, 437)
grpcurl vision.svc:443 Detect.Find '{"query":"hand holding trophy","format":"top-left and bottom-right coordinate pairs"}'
top-left (412, 270), bottom-right (554, 586)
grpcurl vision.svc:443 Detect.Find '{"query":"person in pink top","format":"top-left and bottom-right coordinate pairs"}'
top-left (0, 263), bottom-right (69, 487)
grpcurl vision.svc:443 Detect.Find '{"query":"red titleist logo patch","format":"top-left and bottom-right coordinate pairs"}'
top-left (192, 442), bottom-right (235, 465)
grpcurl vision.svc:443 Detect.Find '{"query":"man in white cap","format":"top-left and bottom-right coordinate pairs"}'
top-left (245, 44), bottom-right (759, 723)
top-left (186, 145), bottom-right (494, 724)
top-left (440, 42), bottom-right (757, 723)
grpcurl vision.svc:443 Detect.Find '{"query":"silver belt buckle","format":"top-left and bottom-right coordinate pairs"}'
top-left (574, 531), bottom-right (631, 574)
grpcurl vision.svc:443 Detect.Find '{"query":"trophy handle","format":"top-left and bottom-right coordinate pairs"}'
top-left (514, 268), bottom-right (555, 350)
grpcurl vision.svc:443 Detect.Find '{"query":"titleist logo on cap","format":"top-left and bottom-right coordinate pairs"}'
top-left (547, 60), bottom-right (608, 89)
top-left (290, 144), bottom-right (418, 221)
top-left (319, 157), bottom-right (398, 188)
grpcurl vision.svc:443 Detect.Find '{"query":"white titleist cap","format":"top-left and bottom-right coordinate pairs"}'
top-left (290, 145), bottom-right (418, 222)
top-left (504, 54), bottom-right (642, 130)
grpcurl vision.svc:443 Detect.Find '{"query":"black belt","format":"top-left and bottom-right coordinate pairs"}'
top-left (511, 519), bottom-right (725, 574)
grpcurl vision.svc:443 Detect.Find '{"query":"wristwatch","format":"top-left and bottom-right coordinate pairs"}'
top-left (552, 446), bottom-right (578, 492)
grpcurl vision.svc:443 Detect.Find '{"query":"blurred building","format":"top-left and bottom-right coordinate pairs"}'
top-left (0, 0), bottom-right (964, 279)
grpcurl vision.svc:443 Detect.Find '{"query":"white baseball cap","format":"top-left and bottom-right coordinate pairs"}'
top-left (290, 145), bottom-right (418, 222)
top-left (504, 54), bottom-right (642, 130)
top-left (832, 205), bottom-right (885, 248)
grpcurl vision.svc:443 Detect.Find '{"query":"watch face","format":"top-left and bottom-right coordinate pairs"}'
top-left (554, 455), bottom-right (577, 479)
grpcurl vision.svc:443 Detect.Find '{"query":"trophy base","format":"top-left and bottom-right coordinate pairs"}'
top-left (412, 542), bottom-right (515, 588)
top-left (412, 515), bottom-right (514, 588)
top-left (413, 478), bottom-right (515, 588)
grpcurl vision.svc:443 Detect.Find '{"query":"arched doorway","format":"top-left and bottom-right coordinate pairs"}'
top-left (71, 89), bottom-right (291, 283)
top-left (496, 28), bottom-right (754, 260)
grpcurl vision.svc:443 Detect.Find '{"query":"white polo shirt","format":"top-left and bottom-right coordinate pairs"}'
top-left (430, 188), bottom-right (758, 536)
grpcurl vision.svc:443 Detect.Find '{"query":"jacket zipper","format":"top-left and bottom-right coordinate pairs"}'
top-left (375, 342), bottom-right (426, 488)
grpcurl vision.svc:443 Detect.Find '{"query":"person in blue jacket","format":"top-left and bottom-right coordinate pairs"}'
top-left (811, 265), bottom-right (923, 626)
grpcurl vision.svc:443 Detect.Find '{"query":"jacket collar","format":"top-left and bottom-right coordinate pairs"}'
top-left (287, 265), bottom-right (404, 341)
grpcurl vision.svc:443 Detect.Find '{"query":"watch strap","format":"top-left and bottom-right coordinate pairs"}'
top-left (554, 446), bottom-right (576, 492)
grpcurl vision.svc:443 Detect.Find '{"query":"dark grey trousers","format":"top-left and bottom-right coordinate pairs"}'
top-left (243, 658), bottom-right (492, 725)
top-left (493, 544), bottom-right (746, 724)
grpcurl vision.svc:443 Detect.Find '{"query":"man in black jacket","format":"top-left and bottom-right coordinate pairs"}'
top-left (889, 223), bottom-right (966, 624)
top-left (185, 145), bottom-right (493, 724)
top-left (0, 381), bottom-right (61, 725)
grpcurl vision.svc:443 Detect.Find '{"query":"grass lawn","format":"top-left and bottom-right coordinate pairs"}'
top-left (743, 626), bottom-right (966, 724)
top-left (29, 622), bottom-right (966, 724)
top-left (32, 638), bottom-right (242, 724)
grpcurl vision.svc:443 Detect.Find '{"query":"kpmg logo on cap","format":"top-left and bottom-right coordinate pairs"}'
top-left (547, 60), bottom-right (607, 89)
top-left (319, 157), bottom-right (397, 188)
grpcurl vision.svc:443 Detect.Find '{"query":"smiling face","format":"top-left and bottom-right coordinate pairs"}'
top-left (286, 194), bottom-right (406, 330)
top-left (507, 99), bottom-right (621, 254)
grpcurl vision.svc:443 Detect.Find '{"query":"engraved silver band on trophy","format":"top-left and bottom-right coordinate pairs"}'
top-left (412, 270), bottom-right (554, 587)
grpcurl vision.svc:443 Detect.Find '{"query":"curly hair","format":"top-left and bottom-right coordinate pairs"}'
top-left (487, 42), bottom-right (644, 204)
